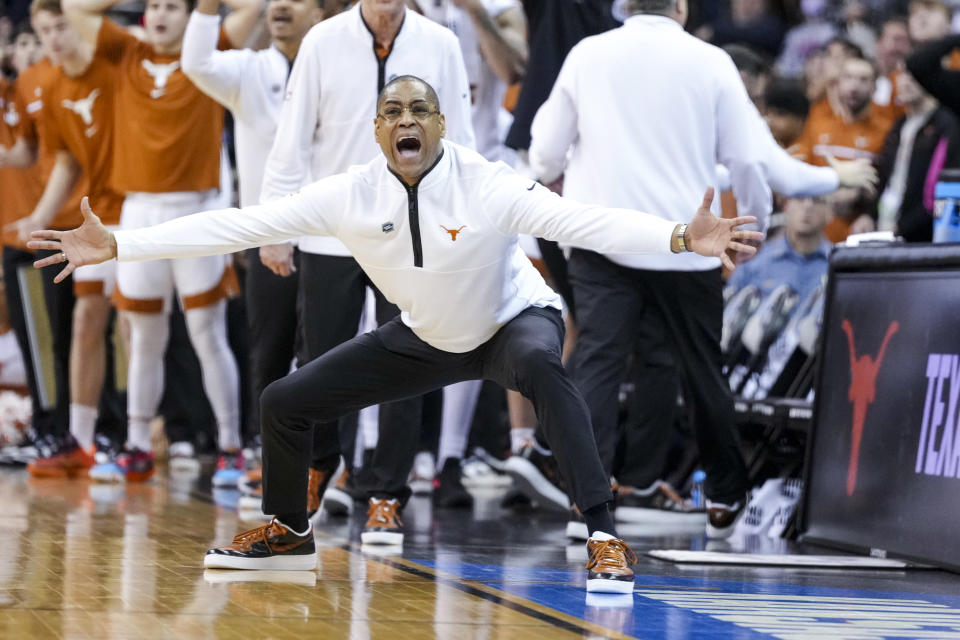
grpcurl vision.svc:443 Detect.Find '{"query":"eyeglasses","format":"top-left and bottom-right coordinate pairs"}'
top-left (377, 103), bottom-right (439, 122)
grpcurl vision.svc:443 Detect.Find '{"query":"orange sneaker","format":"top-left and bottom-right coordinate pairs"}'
top-left (585, 534), bottom-right (637, 594)
top-left (27, 445), bottom-right (96, 479)
top-left (361, 497), bottom-right (403, 545)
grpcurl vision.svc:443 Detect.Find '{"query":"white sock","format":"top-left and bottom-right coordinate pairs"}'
top-left (276, 520), bottom-right (312, 537)
top-left (589, 531), bottom-right (615, 542)
top-left (437, 380), bottom-right (481, 470)
top-left (69, 403), bottom-right (98, 449)
top-left (185, 302), bottom-right (241, 453)
top-left (510, 427), bottom-right (535, 454)
top-left (127, 417), bottom-right (152, 452)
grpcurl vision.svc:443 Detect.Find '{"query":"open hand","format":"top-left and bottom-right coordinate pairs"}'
top-left (26, 197), bottom-right (116, 283)
top-left (825, 153), bottom-right (878, 196)
top-left (685, 187), bottom-right (764, 271)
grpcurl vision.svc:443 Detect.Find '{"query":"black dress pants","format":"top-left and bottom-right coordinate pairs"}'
top-left (260, 306), bottom-right (612, 516)
top-left (297, 252), bottom-right (423, 502)
top-left (245, 248), bottom-right (299, 441)
top-left (567, 249), bottom-right (748, 504)
top-left (36, 249), bottom-right (74, 439)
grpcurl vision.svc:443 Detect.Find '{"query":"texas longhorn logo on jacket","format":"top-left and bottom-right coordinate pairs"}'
top-left (440, 225), bottom-right (466, 241)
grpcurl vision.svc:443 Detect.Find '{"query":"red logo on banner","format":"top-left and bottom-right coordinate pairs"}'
top-left (842, 319), bottom-right (899, 495)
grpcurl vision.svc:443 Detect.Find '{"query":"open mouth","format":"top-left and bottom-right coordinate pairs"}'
top-left (396, 136), bottom-right (421, 160)
top-left (270, 14), bottom-right (292, 24)
top-left (155, 24), bottom-right (167, 33)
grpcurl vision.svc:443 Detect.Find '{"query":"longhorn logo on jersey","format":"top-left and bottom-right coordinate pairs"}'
top-left (62, 88), bottom-right (100, 137)
top-left (440, 225), bottom-right (466, 241)
top-left (142, 60), bottom-right (180, 99)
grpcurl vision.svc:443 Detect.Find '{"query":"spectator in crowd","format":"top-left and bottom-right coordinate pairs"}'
top-left (776, 0), bottom-right (837, 78)
top-left (907, 31), bottom-right (960, 115)
top-left (909, 0), bottom-right (954, 45)
top-left (873, 16), bottom-right (912, 117)
top-left (0, 20), bottom-right (56, 466)
top-left (61, 0), bottom-right (262, 482)
top-left (872, 65), bottom-right (960, 241)
top-left (727, 196), bottom-right (832, 302)
top-left (764, 76), bottom-right (810, 148)
top-left (804, 37), bottom-right (864, 103)
top-left (180, 0), bottom-right (323, 511)
top-left (725, 44), bottom-right (771, 109)
top-left (0, 10), bottom-right (86, 465)
top-left (700, 0), bottom-right (786, 59)
top-left (259, 0), bottom-right (474, 547)
top-left (12, 0), bottom-right (126, 478)
top-left (793, 54), bottom-right (896, 240)
top-left (529, 0), bottom-right (770, 539)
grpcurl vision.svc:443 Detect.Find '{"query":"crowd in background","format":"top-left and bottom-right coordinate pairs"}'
top-left (0, 0), bottom-right (959, 540)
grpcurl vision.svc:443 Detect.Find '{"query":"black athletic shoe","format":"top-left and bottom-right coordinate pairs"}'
top-left (204, 519), bottom-right (317, 570)
top-left (432, 458), bottom-right (474, 509)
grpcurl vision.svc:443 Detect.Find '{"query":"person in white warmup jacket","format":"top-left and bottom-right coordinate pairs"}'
top-left (30, 76), bottom-right (761, 593)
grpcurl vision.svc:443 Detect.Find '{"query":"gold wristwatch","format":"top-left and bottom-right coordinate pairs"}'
top-left (672, 223), bottom-right (689, 253)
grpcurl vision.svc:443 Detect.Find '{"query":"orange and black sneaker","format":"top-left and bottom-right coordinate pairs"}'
top-left (585, 533), bottom-right (637, 594)
top-left (27, 442), bottom-right (96, 479)
top-left (116, 448), bottom-right (155, 483)
top-left (204, 519), bottom-right (317, 570)
top-left (361, 497), bottom-right (403, 545)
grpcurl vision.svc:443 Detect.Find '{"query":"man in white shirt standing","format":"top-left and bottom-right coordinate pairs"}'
top-left (259, 0), bottom-right (475, 545)
top-left (529, 0), bottom-right (771, 539)
top-left (411, 0), bottom-right (527, 507)
top-left (180, 0), bottom-right (324, 511)
top-left (31, 75), bottom-right (762, 591)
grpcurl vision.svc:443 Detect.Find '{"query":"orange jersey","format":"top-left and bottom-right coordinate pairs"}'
top-left (0, 78), bottom-right (45, 248)
top-left (793, 98), bottom-right (894, 166)
top-left (96, 19), bottom-right (227, 194)
top-left (11, 60), bottom-right (85, 230)
top-left (42, 54), bottom-right (124, 225)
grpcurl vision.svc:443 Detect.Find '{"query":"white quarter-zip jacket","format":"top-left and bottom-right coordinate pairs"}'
top-left (261, 4), bottom-right (476, 256)
top-left (116, 141), bottom-right (677, 353)
top-left (528, 14), bottom-right (772, 272)
top-left (181, 12), bottom-right (290, 208)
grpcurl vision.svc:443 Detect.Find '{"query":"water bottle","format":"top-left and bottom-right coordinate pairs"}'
top-left (933, 168), bottom-right (960, 243)
top-left (691, 470), bottom-right (706, 509)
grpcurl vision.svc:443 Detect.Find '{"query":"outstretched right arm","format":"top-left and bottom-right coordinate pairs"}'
top-left (29, 176), bottom-right (348, 282)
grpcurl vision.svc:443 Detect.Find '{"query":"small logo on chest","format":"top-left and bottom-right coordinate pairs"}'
top-left (142, 60), bottom-right (180, 99)
top-left (440, 225), bottom-right (466, 241)
top-left (381, 221), bottom-right (395, 233)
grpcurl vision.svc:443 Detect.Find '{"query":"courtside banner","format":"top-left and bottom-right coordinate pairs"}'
top-left (800, 244), bottom-right (960, 572)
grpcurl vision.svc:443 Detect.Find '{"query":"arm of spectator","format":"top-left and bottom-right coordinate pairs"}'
top-left (453, 0), bottom-right (527, 85)
top-left (181, 6), bottom-right (247, 109)
top-left (0, 137), bottom-right (38, 169)
top-left (8, 151), bottom-right (80, 244)
top-left (528, 49), bottom-right (578, 183)
top-left (61, 0), bottom-right (114, 46)
top-left (715, 56), bottom-right (772, 233)
top-left (221, 0), bottom-right (265, 47)
top-left (906, 34), bottom-right (960, 116)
